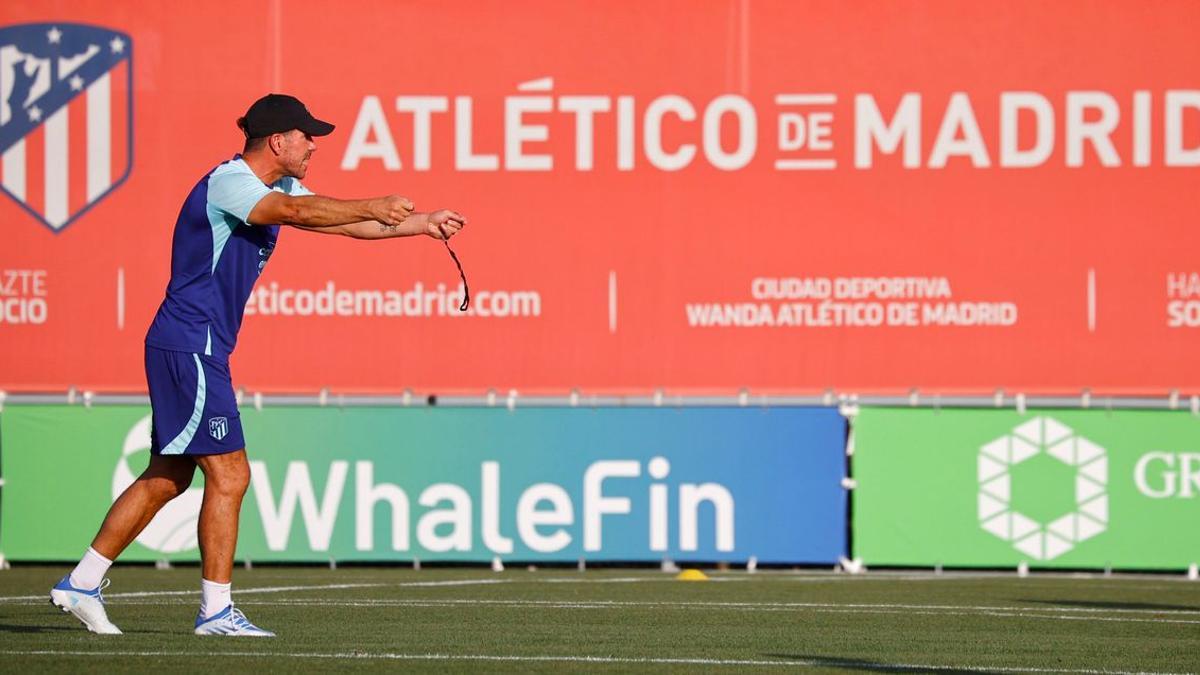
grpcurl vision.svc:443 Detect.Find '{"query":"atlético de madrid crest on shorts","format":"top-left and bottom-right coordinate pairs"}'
top-left (0, 23), bottom-right (132, 233)
top-left (208, 417), bottom-right (228, 442)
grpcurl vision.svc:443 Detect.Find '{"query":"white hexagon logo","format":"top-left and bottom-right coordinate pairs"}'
top-left (978, 416), bottom-right (1108, 561)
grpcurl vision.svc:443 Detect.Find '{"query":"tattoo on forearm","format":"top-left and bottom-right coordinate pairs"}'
top-left (378, 223), bottom-right (401, 234)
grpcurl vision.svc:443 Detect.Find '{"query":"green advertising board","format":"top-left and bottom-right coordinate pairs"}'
top-left (853, 408), bottom-right (1200, 569)
top-left (0, 404), bottom-right (847, 564)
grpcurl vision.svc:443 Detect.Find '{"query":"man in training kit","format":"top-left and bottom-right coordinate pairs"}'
top-left (50, 94), bottom-right (466, 637)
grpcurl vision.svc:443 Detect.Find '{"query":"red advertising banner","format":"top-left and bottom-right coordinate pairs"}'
top-left (1, 1), bottom-right (1198, 394)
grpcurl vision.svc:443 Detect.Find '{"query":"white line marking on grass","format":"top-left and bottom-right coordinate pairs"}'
top-left (538, 576), bottom-right (667, 584)
top-left (529, 574), bottom-right (1019, 585)
top-left (0, 651), bottom-right (1185, 674)
top-left (10, 584), bottom-right (1197, 625)
top-left (0, 580), bottom-right (507, 603)
top-left (392, 579), bottom-right (512, 588)
top-left (186, 598), bottom-right (1200, 625)
top-left (529, 574), bottom-right (1090, 584)
top-left (707, 600), bottom-right (1200, 617)
top-left (0, 576), bottom-right (689, 603)
top-left (531, 571), bottom-right (1200, 586)
top-left (225, 598), bottom-right (1200, 618)
top-left (730, 606), bottom-right (1200, 626)
top-left (120, 582), bottom-right (391, 598)
top-left (0, 582), bottom-right (386, 603)
top-left (749, 570), bottom-right (1200, 585)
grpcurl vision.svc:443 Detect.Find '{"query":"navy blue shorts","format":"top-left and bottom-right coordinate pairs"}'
top-left (145, 346), bottom-right (245, 456)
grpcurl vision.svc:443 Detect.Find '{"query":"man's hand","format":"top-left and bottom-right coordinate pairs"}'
top-left (426, 209), bottom-right (466, 239)
top-left (372, 195), bottom-right (415, 226)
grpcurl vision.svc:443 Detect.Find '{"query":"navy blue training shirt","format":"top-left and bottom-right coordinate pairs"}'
top-left (145, 155), bottom-right (312, 358)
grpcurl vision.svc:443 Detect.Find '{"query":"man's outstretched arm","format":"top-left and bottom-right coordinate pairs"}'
top-left (294, 210), bottom-right (467, 240)
top-left (246, 192), bottom-right (415, 229)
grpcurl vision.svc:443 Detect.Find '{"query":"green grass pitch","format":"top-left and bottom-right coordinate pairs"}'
top-left (1, 566), bottom-right (1197, 673)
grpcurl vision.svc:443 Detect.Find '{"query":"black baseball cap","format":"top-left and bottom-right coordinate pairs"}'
top-left (238, 94), bottom-right (335, 139)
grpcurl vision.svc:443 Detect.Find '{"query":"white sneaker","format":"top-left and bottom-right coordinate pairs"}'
top-left (50, 576), bottom-right (122, 635)
top-left (194, 603), bottom-right (275, 637)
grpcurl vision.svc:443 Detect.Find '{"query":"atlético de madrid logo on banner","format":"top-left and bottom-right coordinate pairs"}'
top-left (0, 23), bottom-right (132, 233)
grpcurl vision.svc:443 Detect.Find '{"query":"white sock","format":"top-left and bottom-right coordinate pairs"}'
top-left (68, 547), bottom-right (112, 591)
top-left (200, 579), bottom-right (232, 619)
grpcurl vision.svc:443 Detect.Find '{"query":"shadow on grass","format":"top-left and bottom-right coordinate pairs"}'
top-left (0, 623), bottom-right (77, 634)
top-left (4, 619), bottom-right (180, 636)
top-left (1020, 599), bottom-right (1200, 612)
top-left (765, 655), bottom-right (1006, 674)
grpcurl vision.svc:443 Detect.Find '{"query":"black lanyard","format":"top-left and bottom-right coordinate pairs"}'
top-left (443, 238), bottom-right (469, 311)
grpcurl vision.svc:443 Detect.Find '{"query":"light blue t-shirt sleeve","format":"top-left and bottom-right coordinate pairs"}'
top-left (208, 166), bottom-right (272, 223)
